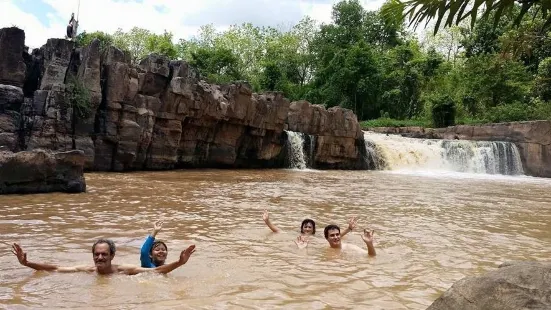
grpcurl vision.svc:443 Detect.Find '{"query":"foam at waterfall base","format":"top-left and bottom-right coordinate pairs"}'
top-left (378, 169), bottom-right (551, 184)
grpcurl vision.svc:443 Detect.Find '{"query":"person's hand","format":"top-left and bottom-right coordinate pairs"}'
top-left (153, 220), bottom-right (163, 234)
top-left (361, 229), bottom-right (375, 244)
top-left (179, 245), bottom-right (196, 265)
top-left (11, 243), bottom-right (28, 266)
top-left (294, 235), bottom-right (309, 249)
top-left (262, 210), bottom-right (270, 223)
top-left (348, 216), bottom-right (358, 231)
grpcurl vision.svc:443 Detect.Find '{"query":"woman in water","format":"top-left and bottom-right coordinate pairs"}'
top-left (140, 220), bottom-right (168, 267)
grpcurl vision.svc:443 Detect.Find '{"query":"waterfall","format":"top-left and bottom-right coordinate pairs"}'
top-left (363, 131), bottom-right (524, 175)
top-left (285, 131), bottom-right (307, 169)
top-left (364, 139), bottom-right (385, 170)
top-left (284, 131), bottom-right (316, 169)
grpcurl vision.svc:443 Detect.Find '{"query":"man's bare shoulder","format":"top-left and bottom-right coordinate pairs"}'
top-left (342, 243), bottom-right (368, 254)
top-left (113, 264), bottom-right (150, 275)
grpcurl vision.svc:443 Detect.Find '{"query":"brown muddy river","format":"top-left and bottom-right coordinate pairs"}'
top-left (1, 169), bottom-right (551, 309)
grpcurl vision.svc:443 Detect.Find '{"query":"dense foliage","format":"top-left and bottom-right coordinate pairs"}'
top-left (75, 0), bottom-right (551, 127)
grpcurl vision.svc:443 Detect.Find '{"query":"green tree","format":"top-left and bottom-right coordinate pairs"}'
top-left (112, 27), bottom-right (177, 64)
top-left (189, 46), bottom-right (242, 83)
top-left (146, 31), bottom-right (178, 59)
top-left (380, 42), bottom-right (427, 119)
top-left (112, 27), bottom-right (151, 64)
top-left (75, 31), bottom-right (113, 51)
top-left (457, 10), bottom-right (518, 58)
top-left (536, 57), bottom-right (551, 101)
top-left (424, 25), bottom-right (462, 64)
top-left (499, 13), bottom-right (551, 71)
top-left (461, 54), bottom-right (532, 110)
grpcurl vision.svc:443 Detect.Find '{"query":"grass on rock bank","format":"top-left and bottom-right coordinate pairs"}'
top-left (360, 117), bottom-right (505, 129)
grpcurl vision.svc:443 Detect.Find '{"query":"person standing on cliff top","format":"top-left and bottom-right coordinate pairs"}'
top-left (11, 239), bottom-right (195, 275)
top-left (140, 220), bottom-right (169, 268)
top-left (324, 224), bottom-right (376, 256)
top-left (66, 13), bottom-right (78, 40)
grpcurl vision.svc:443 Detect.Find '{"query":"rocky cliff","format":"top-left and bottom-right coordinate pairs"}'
top-left (0, 27), bottom-right (368, 178)
top-left (367, 121), bottom-right (551, 177)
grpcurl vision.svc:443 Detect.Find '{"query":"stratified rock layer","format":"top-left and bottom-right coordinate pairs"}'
top-left (0, 26), bottom-right (368, 195)
top-left (0, 149), bottom-right (86, 194)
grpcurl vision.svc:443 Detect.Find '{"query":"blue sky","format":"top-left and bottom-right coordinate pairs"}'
top-left (14, 0), bottom-right (57, 26)
top-left (0, 0), bottom-right (387, 48)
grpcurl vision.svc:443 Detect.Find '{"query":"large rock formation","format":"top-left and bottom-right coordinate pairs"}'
top-left (92, 51), bottom-right (291, 171)
top-left (367, 121), bottom-right (551, 177)
top-left (427, 261), bottom-right (551, 310)
top-left (0, 26), bottom-right (368, 186)
top-left (287, 100), bottom-right (367, 169)
top-left (0, 149), bottom-right (86, 194)
top-left (0, 27), bottom-right (26, 88)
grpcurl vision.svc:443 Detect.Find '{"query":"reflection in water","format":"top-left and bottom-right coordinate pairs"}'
top-left (1, 170), bottom-right (550, 309)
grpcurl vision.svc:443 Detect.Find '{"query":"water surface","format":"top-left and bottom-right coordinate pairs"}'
top-left (1, 169), bottom-right (550, 309)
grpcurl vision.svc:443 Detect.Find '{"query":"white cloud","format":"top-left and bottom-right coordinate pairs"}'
top-left (0, 1), bottom-right (63, 49)
top-left (0, 0), bottom-right (387, 49)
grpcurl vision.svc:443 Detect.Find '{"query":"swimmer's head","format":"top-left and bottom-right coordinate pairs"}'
top-left (324, 224), bottom-right (341, 248)
top-left (92, 238), bottom-right (116, 255)
top-left (92, 239), bottom-right (116, 268)
top-left (150, 240), bottom-right (168, 266)
top-left (301, 219), bottom-right (316, 235)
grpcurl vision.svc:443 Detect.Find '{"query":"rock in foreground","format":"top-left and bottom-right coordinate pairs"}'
top-left (0, 149), bottom-right (86, 194)
top-left (427, 261), bottom-right (551, 310)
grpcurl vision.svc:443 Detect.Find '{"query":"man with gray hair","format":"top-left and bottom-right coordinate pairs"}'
top-left (11, 238), bottom-right (195, 275)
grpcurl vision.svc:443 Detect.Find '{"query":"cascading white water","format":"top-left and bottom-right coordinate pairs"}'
top-left (363, 131), bottom-right (524, 175)
top-left (305, 134), bottom-right (316, 167)
top-left (285, 131), bottom-right (307, 169)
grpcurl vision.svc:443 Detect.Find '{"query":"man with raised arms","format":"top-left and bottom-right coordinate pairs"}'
top-left (324, 224), bottom-right (376, 256)
top-left (11, 239), bottom-right (195, 275)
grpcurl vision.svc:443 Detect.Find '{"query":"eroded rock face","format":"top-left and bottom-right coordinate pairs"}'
top-left (40, 39), bottom-right (75, 90)
top-left (0, 27), bottom-right (369, 181)
top-left (0, 84), bottom-right (24, 112)
top-left (427, 261), bottom-right (551, 310)
top-left (0, 149), bottom-right (86, 194)
top-left (367, 121), bottom-right (551, 177)
top-left (93, 51), bottom-right (291, 171)
top-left (287, 100), bottom-right (367, 169)
top-left (0, 27), bottom-right (26, 87)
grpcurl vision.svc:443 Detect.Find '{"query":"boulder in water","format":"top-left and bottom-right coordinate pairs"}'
top-left (0, 149), bottom-right (86, 194)
top-left (427, 261), bottom-right (551, 310)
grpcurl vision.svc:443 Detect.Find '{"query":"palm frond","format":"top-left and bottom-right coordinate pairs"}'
top-left (382, 0), bottom-right (551, 34)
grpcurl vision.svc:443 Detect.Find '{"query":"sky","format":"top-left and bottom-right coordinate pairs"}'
top-left (0, 0), bottom-right (387, 49)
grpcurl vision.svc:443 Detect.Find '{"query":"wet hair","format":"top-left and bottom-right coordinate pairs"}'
top-left (324, 224), bottom-right (340, 239)
top-left (150, 241), bottom-right (168, 255)
top-left (92, 239), bottom-right (116, 255)
top-left (300, 219), bottom-right (316, 234)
